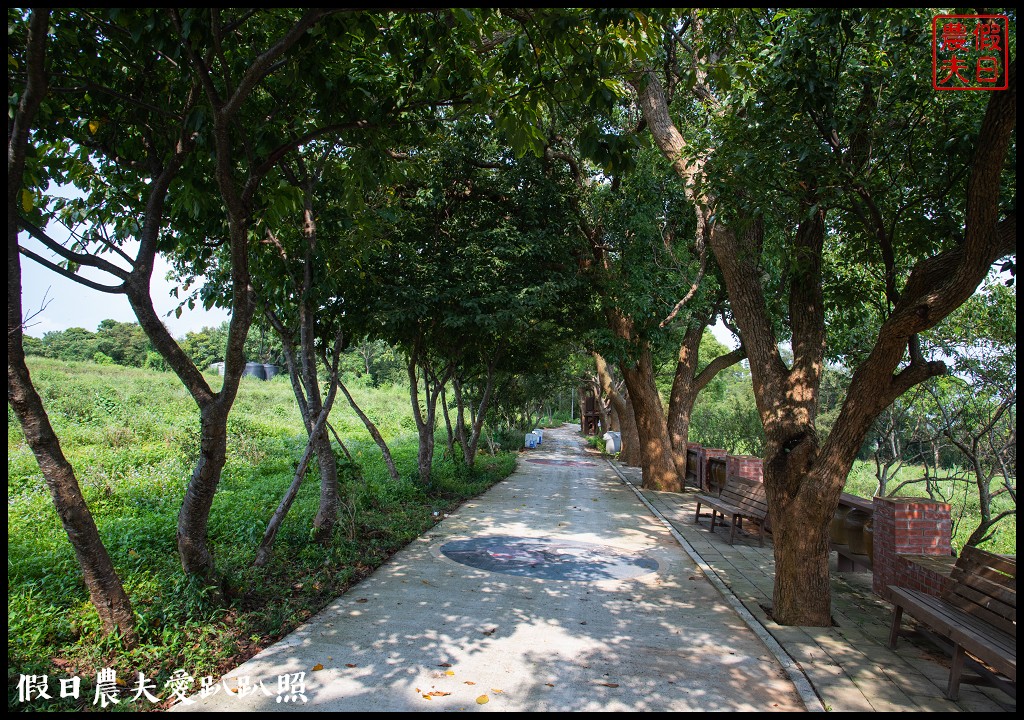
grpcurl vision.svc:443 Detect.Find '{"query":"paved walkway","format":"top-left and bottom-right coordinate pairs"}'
top-left (175, 424), bottom-right (1015, 712)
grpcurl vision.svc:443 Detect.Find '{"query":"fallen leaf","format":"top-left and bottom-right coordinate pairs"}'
top-left (345, 663), bottom-right (357, 668)
top-left (482, 627), bottom-right (497, 636)
top-left (545, 683), bottom-right (555, 687)
top-left (491, 688), bottom-right (504, 694)
top-left (476, 695), bottom-right (489, 705)
top-left (445, 670), bottom-right (455, 676)
top-left (427, 691), bottom-right (451, 697)
top-left (312, 663), bottom-right (324, 671)
top-left (438, 662), bottom-right (452, 667)
top-left (356, 598), bottom-right (368, 603)
top-left (599, 682), bottom-right (619, 688)
top-left (464, 681), bottom-right (476, 685)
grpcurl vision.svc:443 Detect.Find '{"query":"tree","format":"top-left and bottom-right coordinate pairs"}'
top-left (94, 319), bottom-right (152, 367)
top-left (40, 327), bottom-right (98, 362)
top-left (634, 9), bottom-right (1015, 624)
top-left (353, 115), bottom-right (585, 480)
top-left (8, 8), bottom-right (136, 641)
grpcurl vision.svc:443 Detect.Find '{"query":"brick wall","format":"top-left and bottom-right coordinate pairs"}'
top-left (726, 454), bottom-right (763, 484)
top-left (872, 496), bottom-right (953, 601)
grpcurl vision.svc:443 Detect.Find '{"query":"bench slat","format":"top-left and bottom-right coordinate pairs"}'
top-left (947, 585), bottom-right (1016, 636)
top-left (694, 476), bottom-right (767, 546)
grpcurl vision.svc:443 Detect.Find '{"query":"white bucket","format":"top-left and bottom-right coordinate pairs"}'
top-left (525, 433), bottom-right (538, 449)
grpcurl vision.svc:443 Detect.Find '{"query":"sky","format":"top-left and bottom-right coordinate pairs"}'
top-left (20, 237), bottom-right (230, 340)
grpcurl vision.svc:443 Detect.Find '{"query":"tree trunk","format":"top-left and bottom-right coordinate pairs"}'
top-left (667, 327), bottom-right (746, 477)
top-left (762, 438), bottom-right (837, 627)
top-left (408, 347), bottom-right (446, 485)
top-left (311, 427), bottom-right (339, 543)
top-left (441, 385), bottom-right (456, 458)
top-left (454, 361), bottom-right (497, 467)
top-left (253, 391), bottom-right (337, 566)
top-left (593, 352), bottom-right (640, 466)
top-left (176, 401), bottom-right (231, 578)
top-left (619, 349), bottom-right (680, 492)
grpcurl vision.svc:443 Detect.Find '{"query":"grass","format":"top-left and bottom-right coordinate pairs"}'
top-left (8, 358), bottom-right (518, 712)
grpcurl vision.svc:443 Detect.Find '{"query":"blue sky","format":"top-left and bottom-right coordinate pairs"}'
top-left (19, 237), bottom-right (230, 340)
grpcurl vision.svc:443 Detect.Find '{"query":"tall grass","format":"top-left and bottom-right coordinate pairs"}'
top-left (7, 358), bottom-right (516, 711)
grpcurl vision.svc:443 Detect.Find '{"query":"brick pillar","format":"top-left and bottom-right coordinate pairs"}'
top-left (726, 454), bottom-right (763, 484)
top-left (872, 496), bottom-right (952, 600)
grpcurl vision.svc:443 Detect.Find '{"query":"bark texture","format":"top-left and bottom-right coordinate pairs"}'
top-left (667, 324), bottom-right (745, 476)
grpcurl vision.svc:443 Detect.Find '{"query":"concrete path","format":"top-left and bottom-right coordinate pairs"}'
top-left (176, 424), bottom-right (806, 712)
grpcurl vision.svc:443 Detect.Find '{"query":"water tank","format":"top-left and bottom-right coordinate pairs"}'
top-left (524, 433), bottom-right (538, 449)
top-left (262, 363), bottom-right (279, 380)
top-left (532, 429), bottom-right (543, 444)
top-left (244, 362), bottom-right (266, 380)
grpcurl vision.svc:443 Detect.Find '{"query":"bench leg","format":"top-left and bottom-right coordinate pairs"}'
top-left (694, 501), bottom-right (703, 525)
top-left (947, 643), bottom-right (966, 701)
top-left (728, 515), bottom-right (738, 545)
top-left (887, 605), bottom-right (904, 649)
top-left (709, 510), bottom-right (718, 533)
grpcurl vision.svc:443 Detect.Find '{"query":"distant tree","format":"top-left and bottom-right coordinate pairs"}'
top-left (41, 327), bottom-right (98, 362)
top-left (95, 319), bottom-right (151, 367)
top-left (21, 335), bottom-right (45, 357)
top-left (179, 323), bottom-right (230, 371)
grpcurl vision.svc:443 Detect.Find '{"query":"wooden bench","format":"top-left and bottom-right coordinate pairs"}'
top-left (693, 475), bottom-right (769, 546)
top-left (888, 545), bottom-right (1016, 700)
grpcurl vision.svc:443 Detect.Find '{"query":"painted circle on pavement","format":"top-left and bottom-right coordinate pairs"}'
top-left (440, 535), bottom-right (658, 581)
